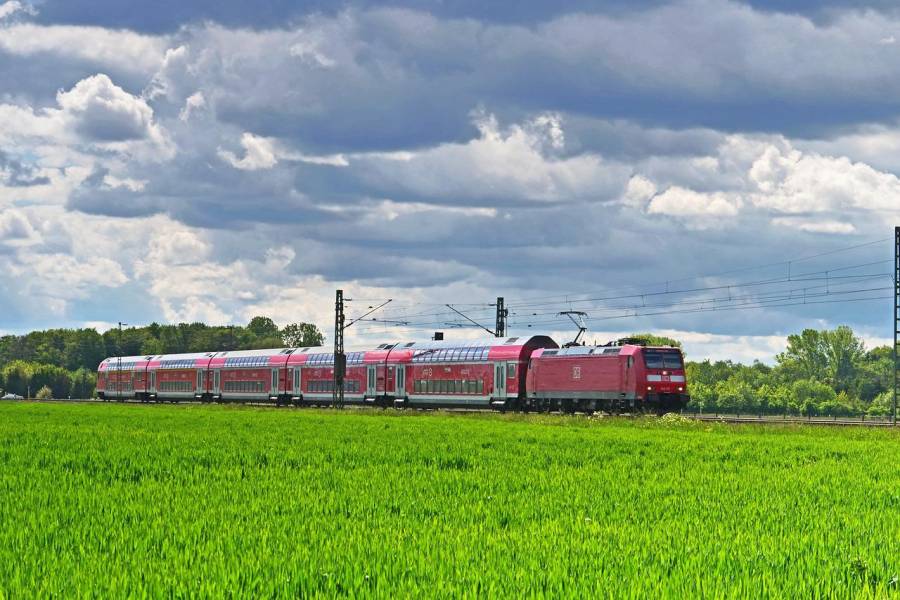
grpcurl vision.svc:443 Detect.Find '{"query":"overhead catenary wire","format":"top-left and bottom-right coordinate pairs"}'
top-left (339, 235), bottom-right (894, 338)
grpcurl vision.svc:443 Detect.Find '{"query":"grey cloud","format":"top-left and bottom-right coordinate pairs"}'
top-left (144, 4), bottom-right (900, 153)
top-left (0, 150), bottom-right (49, 186)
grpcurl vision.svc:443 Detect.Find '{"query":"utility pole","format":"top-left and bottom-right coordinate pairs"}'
top-left (495, 297), bottom-right (507, 338)
top-left (894, 227), bottom-right (899, 425)
top-left (333, 290), bottom-right (345, 409)
top-left (118, 321), bottom-right (127, 402)
top-left (332, 293), bottom-right (392, 409)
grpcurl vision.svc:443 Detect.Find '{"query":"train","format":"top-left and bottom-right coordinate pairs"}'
top-left (96, 335), bottom-right (689, 414)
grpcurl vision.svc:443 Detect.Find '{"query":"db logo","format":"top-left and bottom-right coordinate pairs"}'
top-left (572, 366), bottom-right (581, 380)
top-left (422, 368), bottom-right (433, 377)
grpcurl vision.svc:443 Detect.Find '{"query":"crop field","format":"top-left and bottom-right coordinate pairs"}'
top-left (1, 403), bottom-right (900, 596)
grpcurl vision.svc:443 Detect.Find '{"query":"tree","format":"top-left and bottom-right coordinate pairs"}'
top-left (821, 326), bottom-right (865, 393)
top-left (777, 329), bottom-right (828, 382)
top-left (776, 326), bottom-right (865, 393)
top-left (247, 316), bottom-right (278, 339)
top-left (1, 361), bottom-right (34, 397)
top-left (714, 377), bottom-right (754, 414)
top-left (281, 323), bottom-right (325, 348)
top-left (791, 379), bottom-right (836, 416)
top-left (867, 391), bottom-right (894, 417)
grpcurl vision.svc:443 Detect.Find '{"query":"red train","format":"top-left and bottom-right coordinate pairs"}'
top-left (96, 336), bottom-right (689, 413)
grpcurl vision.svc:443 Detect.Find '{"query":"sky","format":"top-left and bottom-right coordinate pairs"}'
top-left (1, 0), bottom-right (899, 362)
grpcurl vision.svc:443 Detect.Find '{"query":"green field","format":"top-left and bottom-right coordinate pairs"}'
top-left (1, 403), bottom-right (900, 596)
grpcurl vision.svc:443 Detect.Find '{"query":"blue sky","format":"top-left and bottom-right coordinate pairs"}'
top-left (1, 0), bottom-right (899, 361)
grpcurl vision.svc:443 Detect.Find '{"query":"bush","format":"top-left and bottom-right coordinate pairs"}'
top-left (867, 391), bottom-right (894, 417)
top-left (791, 379), bottom-right (836, 416)
top-left (35, 385), bottom-right (53, 400)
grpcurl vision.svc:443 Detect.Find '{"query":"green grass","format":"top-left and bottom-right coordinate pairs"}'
top-left (1, 403), bottom-right (900, 597)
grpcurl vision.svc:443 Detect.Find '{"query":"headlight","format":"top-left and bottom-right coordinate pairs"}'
top-left (678, 387), bottom-right (683, 391)
top-left (647, 386), bottom-right (652, 391)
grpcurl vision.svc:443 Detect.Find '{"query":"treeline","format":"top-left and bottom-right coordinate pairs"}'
top-left (0, 362), bottom-right (96, 399)
top-left (0, 317), bottom-right (324, 398)
top-left (685, 327), bottom-right (894, 417)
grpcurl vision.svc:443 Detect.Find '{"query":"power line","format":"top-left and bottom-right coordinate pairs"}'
top-left (499, 236), bottom-right (892, 308)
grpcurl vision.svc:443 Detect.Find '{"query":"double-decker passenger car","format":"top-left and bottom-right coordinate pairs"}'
top-left (287, 335), bottom-right (557, 408)
top-left (97, 348), bottom-right (327, 403)
top-left (526, 343), bottom-right (688, 413)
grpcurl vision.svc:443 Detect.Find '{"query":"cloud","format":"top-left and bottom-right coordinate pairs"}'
top-left (771, 217), bottom-right (856, 234)
top-left (356, 110), bottom-right (631, 204)
top-left (57, 74), bottom-right (157, 142)
top-left (0, 150), bottom-right (49, 186)
top-left (621, 175), bottom-right (657, 208)
top-left (218, 132), bottom-right (279, 170)
top-left (0, 208), bottom-right (37, 242)
top-left (179, 91), bottom-right (206, 121)
top-left (0, 23), bottom-right (167, 76)
top-left (647, 186), bottom-right (742, 221)
top-left (748, 142), bottom-right (900, 215)
top-left (0, 1), bottom-right (33, 20)
top-left (4, 3), bottom-right (900, 362)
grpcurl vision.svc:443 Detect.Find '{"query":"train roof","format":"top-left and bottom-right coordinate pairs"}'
top-left (532, 344), bottom-right (682, 359)
top-left (393, 335), bottom-right (554, 350)
top-left (99, 336), bottom-right (562, 371)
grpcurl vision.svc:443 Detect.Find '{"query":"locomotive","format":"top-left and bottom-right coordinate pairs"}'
top-left (95, 335), bottom-right (689, 414)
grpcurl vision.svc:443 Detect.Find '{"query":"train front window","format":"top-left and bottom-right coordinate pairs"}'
top-left (643, 351), bottom-right (683, 370)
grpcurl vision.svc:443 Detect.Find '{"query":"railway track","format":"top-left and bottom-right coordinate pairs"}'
top-left (684, 414), bottom-right (897, 427)
top-left (10, 397), bottom-right (899, 427)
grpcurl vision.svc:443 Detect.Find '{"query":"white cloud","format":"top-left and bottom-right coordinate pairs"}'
top-left (57, 74), bottom-right (157, 141)
top-left (771, 217), bottom-right (856, 235)
top-left (218, 131), bottom-right (350, 169)
top-left (647, 186), bottom-right (742, 220)
top-left (0, 74), bottom-right (172, 164)
top-left (289, 37), bottom-right (336, 68)
top-left (358, 110), bottom-right (630, 203)
top-left (748, 142), bottom-right (900, 215)
top-left (0, 24), bottom-right (167, 75)
top-left (179, 91), bottom-right (206, 121)
top-left (218, 132), bottom-right (279, 170)
top-left (0, 1), bottom-right (33, 20)
top-left (0, 209), bottom-right (38, 243)
top-left (622, 175), bottom-right (657, 208)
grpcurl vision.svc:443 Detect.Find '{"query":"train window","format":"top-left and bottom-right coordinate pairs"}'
top-left (643, 351), bottom-right (682, 369)
top-left (664, 353), bottom-right (684, 369)
top-left (477, 380), bottom-right (484, 394)
top-left (627, 356), bottom-right (633, 369)
top-left (508, 364), bottom-right (517, 378)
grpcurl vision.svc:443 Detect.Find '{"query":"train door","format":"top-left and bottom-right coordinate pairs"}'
top-left (149, 371), bottom-right (156, 398)
top-left (271, 368), bottom-right (279, 397)
top-left (196, 370), bottom-right (204, 396)
top-left (366, 365), bottom-right (377, 397)
top-left (293, 368), bottom-right (301, 396)
top-left (494, 362), bottom-right (506, 399)
top-left (214, 369), bottom-right (221, 398)
top-left (395, 365), bottom-right (406, 397)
